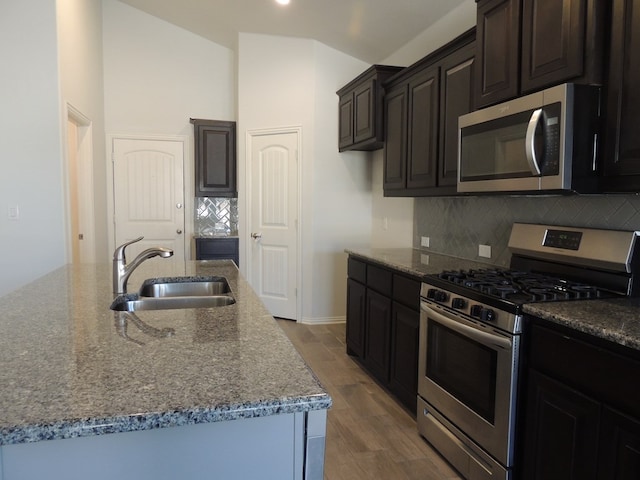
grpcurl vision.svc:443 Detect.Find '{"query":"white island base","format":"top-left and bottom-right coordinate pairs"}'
top-left (0, 410), bottom-right (327, 480)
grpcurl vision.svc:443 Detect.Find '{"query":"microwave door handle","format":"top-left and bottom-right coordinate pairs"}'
top-left (422, 303), bottom-right (512, 350)
top-left (525, 108), bottom-right (543, 176)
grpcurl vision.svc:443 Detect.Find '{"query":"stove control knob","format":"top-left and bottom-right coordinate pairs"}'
top-left (480, 308), bottom-right (496, 322)
top-left (427, 289), bottom-right (448, 302)
top-left (452, 298), bottom-right (466, 310)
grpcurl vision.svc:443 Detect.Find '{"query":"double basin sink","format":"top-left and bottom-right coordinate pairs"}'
top-left (110, 276), bottom-right (235, 312)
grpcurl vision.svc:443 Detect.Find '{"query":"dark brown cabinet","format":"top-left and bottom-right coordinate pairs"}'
top-left (195, 237), bottom-right (239, 265)
top-left (345, 255), bottom-right (421, 414)
top-left (523, 370), bottom-right (600, 480)
top-left (191, 119), bottom-right (237, 197)
top-left (384, 29), bottom-right (475, 196)
top-left (522, 320), bottom-right (640, 480)
top-left (475, 0), bottom-right (606, 109)
top-left (601, 0), bottom-right (640, 192)
top-left (365, 288), bottom-right (392, 383)
top-left (475, 0), bottom-right (520, 108)
top-left (337, 65), bottom-right (403, 152)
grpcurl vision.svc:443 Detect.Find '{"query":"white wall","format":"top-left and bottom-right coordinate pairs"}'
top-left (103, 0), bottom-right (235, 135)
top-left (369, 0), bottom-right (477, 248)
top-left (237, 33), bottom-right (370, 323)
top-left (0, 0), bottom-right (66, 297)
top-left (57, 0), bottom-right (107, 261)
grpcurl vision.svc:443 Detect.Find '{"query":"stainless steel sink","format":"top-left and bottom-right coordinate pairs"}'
top-left (110, 294), bottom-right (235, 312)
top-left (139, 276), bottom-right (231, 298)
top-left (110, 276), bottom-right (235, 312)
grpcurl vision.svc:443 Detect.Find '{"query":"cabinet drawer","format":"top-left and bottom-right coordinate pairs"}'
top-left (530, 323), bottom-right (640, 418)
top-left (348, 257), bottom-right (367, 284)
top-left (367, 264), bottom-right (392, 296)
top-left (392, 274), bottom-right (420, 310)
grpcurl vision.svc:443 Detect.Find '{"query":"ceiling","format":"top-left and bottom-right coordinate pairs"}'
top-left (118, 0), bottom-right (468, 64)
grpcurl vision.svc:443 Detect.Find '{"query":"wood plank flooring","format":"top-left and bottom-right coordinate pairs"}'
top-left (277, 320), bottom-right (463, 480)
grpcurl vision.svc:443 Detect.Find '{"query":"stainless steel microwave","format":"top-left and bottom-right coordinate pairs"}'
top-left (458, 83), bottom-right (601, 194)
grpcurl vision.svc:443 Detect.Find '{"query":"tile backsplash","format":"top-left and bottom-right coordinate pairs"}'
top-left (195, 197), bottom-right (238, 236)
top-left (415, 194), bottom-right (640, 267)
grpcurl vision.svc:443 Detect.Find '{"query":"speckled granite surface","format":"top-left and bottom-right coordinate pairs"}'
top-left (0, 260), bottom-right (330, 446)
top-left (345, 247), bottom-right (492, 279)
top-left (524, 298), bottom-right (640, 351)
top-left (347, 248), bottom-right (640, 352)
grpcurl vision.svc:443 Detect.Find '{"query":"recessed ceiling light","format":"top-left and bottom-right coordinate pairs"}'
top-left (276, 0), bottom-right (290, 5)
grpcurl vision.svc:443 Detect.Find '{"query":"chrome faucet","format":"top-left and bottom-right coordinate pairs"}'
top-left (113, 236), bottom-right (173, 294)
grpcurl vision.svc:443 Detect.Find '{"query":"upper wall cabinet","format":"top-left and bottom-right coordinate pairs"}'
top-left (475, 0), bottom-right (607, 109)
top-left (601, 0), bottom-right (640, 192)
top-left (383, 29), bottom-right (475, 197)
top-left (337, 65), bottom-right (403, 152)
top-left (191, 119), bottom-right (237, 197)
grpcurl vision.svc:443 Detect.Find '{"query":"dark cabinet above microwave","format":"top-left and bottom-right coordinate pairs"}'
top-left (191, 119), bottom-right (236, 197)
top-left (337, 65), bottom-right (403, 152)
top-left (475, 0), bottom-right (607, 109)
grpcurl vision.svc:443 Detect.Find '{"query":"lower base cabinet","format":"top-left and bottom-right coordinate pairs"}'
top-left (346, 256), bottom-right (421, 414)
top-left (522, 320), bottom-right (640, 480)
top-left (195, 237), bottom-right (239, 265)
top-left (389, 302), bottom-right (419, 413)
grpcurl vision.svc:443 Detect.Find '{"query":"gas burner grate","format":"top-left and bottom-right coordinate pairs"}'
top-left (436, 268), bottom-right (606, 303)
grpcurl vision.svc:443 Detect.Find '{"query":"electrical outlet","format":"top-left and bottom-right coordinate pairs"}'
top-left (8, 205), bottom-right (19, 221)
top-left (421, 236), bottom-right (430, 248)
top-left (478, 244), bottom-right (492, 258)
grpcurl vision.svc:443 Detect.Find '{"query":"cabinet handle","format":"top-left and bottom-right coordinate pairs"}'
top-left (176, 203), bottom-right (183, 209)
top-left (177, 229), bottom-right (183, 235)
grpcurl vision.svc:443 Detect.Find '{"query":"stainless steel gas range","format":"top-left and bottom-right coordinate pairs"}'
top-left (417, 223), bottom-right (640, 480)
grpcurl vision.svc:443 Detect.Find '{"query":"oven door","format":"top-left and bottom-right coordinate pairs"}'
top-left (418, 300), bottom-right (519, 466)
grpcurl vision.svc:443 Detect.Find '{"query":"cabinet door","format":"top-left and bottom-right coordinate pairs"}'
top-left (523, 369), bottom-right (600, 480)
top-left (602, 0), bottom-right (640, 191)
top-left (383, 85), bottom-right (408, 191)
top-left (389, 301), bottom-right (419, 414)
top-left (598, 407), bottom-right (640, 480)
top-left (338, 93), bottom-right (354, 151)
top-left (193, 120), bottom-right (237, 197)
top-left (475, 0), bottom-right (520, 108)
top-left (346, 279), bottom-right (366, 358)
top-left (406, 65), bottom-right (440, 190)
top-left (365, 289), bottom-right (392, 384)
top-left (521, 0), bottom-right (586, 93)
top-left (439, 42), bottom-right (475, 188)
top-left (353, 80), bottom-right (376, 145)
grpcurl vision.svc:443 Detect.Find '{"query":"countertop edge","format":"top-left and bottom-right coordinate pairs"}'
top-left (0, 394), bottom-right (332, 446)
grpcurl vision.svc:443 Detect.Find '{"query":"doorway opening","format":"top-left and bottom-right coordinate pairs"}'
top-left (65, 105), bottom-right (96, 264)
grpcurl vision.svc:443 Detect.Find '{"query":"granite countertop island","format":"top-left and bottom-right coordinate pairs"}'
top-left (0, 260), bottom-right (330, 480)
top-left (346, 247), bottom-right (640, 352)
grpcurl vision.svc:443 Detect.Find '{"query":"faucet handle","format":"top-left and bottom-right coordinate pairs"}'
top-left (113, 236), bottom-right (144, 261)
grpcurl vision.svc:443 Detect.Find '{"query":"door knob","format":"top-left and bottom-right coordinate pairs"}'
top-left (176, 203), bottom-right (183, 209)
top-left (177, 229), bottom-right (183, 234)
top-left (251, 232), bottom-right (262, 239)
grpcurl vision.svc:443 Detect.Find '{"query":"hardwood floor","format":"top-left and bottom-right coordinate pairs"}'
top-left (277, 320), bottom-right (463, 480)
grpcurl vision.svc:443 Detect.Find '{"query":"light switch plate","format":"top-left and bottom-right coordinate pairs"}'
top-left (421, 236), bottom-right (430, 248)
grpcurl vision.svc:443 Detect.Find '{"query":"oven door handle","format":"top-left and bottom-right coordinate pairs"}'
top-left (423, 304), bottom-right (512, 350)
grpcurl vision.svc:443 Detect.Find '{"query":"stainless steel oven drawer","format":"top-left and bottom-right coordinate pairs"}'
top-left (418, 397), bottom-right (510, 480)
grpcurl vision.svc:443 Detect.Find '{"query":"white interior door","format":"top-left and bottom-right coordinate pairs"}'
top-left (112, 138), bottom-right (185, 261)
top-left (249, 130), bottom-right (299, 320)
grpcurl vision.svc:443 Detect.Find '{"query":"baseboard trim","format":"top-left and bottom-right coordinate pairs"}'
top-left (298, 316), bottom-right (346, 326)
